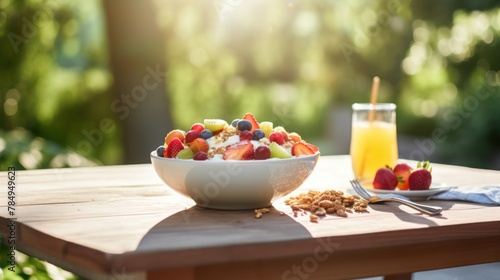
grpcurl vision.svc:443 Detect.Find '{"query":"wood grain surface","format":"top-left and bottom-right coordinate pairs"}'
top-left (1, 155), bottom-right (500, 280)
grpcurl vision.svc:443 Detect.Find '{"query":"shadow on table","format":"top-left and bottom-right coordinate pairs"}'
top-left (368, 200), bottom-right (456, 227)
top-left (136, 205), bottom-right (313, 252)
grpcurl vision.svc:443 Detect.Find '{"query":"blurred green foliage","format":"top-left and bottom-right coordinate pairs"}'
top-left (1, 0), bottom-right (119, 166)
top-left (1, 0), bottom-right (499, 167)
top-left (0, 128), bottom-right (98, 171)
top-left (1, 0), bottom-right (500, 279)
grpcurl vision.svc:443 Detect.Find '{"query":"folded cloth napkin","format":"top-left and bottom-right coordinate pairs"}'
top-left (430, 185), bottom-right (500, 205)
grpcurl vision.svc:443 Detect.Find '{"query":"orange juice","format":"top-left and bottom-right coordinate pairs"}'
top-left (350, 103), bottom-right (398, 182)
top-left (350, 121), bottom-right (398, 181)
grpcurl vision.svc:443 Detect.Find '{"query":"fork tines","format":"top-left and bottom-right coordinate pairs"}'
top-left (350, 180), bottom-right (371, 200)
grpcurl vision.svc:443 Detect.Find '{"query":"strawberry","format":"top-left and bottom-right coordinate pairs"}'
top-left (189, 138), bottom-right (209, 154)
top-left (269, 131), bottom-right (285, 145)
top-left (373, 167), bottom-right (398, 190)
top-left (165, 137), bottom-right (184, 158)
top-left (223, 140), bottom-right (254, 160)
top-left (242, 113), bottom-right (260, 132)
top-left (408, 161), bottom-right (432, 190)
top-left (291, 142), bottom-right (315, 156)
top-left (393, 163), bottom-right (413, 190)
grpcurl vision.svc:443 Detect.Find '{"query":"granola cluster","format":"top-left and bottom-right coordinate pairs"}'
top-left (254, 207), bottom-right (285, 218)
top-left (284, 189), bottom-right (369, 222)
top-left (206, 128), bottom-right (238, 158)
top-left (254, 208), bottom-right (271, 219)
top-left (207, 146), bottom-right (227, 158)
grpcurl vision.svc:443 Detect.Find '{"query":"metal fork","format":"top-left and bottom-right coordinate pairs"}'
top-left (350, 180), bottom-right (442, 216)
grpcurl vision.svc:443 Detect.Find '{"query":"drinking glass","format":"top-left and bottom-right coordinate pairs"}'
top-left (350, 103), bottom-right (398, 182)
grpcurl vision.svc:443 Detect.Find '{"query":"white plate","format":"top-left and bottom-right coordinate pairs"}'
top-left (366, 183), bottom-right (450, 200)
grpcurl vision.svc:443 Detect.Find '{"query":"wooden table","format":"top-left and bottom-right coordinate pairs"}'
top-left (1, 155), bottom-right (500, 280)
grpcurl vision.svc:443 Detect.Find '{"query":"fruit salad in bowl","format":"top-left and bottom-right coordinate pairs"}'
top-left (150, 113), bottom-right (320, 210)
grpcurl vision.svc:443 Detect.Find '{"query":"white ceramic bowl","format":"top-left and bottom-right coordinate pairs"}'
top-left (150, 152), bottom-right (320, 210)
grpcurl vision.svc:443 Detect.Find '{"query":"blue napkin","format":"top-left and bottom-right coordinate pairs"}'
top-left (430, 185), bottom-right (500, 205)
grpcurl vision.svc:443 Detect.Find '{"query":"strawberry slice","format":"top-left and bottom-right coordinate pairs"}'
top-left (291, 142), bottom-right (315, 156)
top-left (305, 143), bottom-right (319, 153)
top-left (165, 137), bottom-right (184, 158)
top-left (223, 140), bottom-right (255, 160)
top-left (242, 113), bottom-right (260, 132)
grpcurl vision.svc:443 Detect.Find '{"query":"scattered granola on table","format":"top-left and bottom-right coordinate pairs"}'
top-left (284, 189), bottom-right (369, 222)
top-left (254, 207), bottom-right (270, 219)
top-left (252, 190), bottom-right (368, 221)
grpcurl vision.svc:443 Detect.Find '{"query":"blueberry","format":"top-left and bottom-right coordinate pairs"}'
top-left (156, 146), bottom-right (165, 157)
top-left (231, 119), bottom-right (240, 127)
top-left (200, 129), bottom-right (214, 139)
top-left (237, 119), bottom-right (252, 131)
top-left (253, 129), bottom-right (265, 140)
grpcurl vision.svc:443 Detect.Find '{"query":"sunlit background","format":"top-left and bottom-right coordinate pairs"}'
top-left (1, 0), bottom-right (500, 278)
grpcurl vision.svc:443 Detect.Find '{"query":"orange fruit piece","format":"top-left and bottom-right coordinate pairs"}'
top-left (189, 138), bottom-right (209, 154)
top-left (288, 132), bottom-right (302, 142)
top-left (165, 129), bottom-right (185, 145)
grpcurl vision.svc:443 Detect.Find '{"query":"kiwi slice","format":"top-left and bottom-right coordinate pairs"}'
top-left (176, 148), bottom-right (194, 159)
top-left (204, 119), bottom-right (228, 133)
top-left (269, 142), bottom-right (292, 159)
